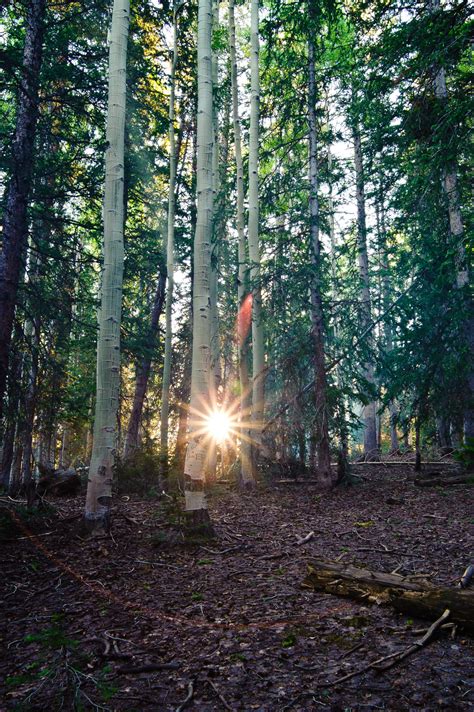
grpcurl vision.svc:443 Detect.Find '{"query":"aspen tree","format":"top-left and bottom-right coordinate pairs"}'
top-left (307, 27), bottom-right (333, 487)
top-left (353, 124), bottom-right (378, 457)
top-left (248, 0), bottom-right (264, 479)
top-left (160, 2), bottom-right (180, 476)
top-left (229, 0), bottom-right (253, 486)
top-left (183, 0), bottom-right (214, 531)
top-left (85, 0), bottom-right (129, 532)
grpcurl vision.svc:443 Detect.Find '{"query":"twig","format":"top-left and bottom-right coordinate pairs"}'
top-left (175, 680), bottom-right (195, 712)
top-left (295, 531), bottom-right (315, 546)
top-left (207, 679), bottom-right (234, 711)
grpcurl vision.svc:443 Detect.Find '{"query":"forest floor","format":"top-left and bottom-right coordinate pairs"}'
top-left (1, 466), bottom-right (473, 711)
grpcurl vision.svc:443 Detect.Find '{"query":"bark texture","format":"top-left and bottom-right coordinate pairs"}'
top-left (183, 0), bottom-right (214, 529)
top-left (353, 126), bottom-right (378, 457)
top-left (248, 0), bottom-right (265, 477)
top-left (160, 2), bottom-right (179, 476)
top-left (0, 0), bottom-right (46, 420)
top-left (229, 0), bottom-right (253, 487)
top-left (85, 0), bottom-right (129, 531)
top-left (304, 559), bottom-right (474, 634)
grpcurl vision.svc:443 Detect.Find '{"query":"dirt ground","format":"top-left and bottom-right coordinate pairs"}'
top-left (1, 467), bottom-right (473, 711)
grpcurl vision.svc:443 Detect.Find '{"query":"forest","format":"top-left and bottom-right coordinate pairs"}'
top-left (0, 0), bottom-right (473, 709)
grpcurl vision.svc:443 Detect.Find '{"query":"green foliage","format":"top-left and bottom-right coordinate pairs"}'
top-left (115, 449), bottom-right (163, 495)
top-left (454, 438), bottom-right (474, 472)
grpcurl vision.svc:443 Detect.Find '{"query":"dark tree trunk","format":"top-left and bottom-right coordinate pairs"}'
top-left (0, 0), bottom-right (47, 418)
top-left (124, 271), bottom-right (166, 459)
top-left (307, 31), bottom-right (333, 488)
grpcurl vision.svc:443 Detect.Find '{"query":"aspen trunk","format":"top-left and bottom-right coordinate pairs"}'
top-left (229, 0), bottom-right (253, 486)
top-left (248, 0), bottom-right (265, 478)
top-left (0, 0), bottom-right (46, 419)
top-left (377, 195), bottom-right (399, 452)
top-left (160, 2), bottom-right (179, 477)
top-left (85, 0), bottom-right (129, 532)
top-left (183, 0), bottom-right (214, 531)
top-left (124, 271), bottom-right (166, 459)
top-left (353, 125), bottom-right (378, 457)
top-left (307, 34), bottom-right (333, 487)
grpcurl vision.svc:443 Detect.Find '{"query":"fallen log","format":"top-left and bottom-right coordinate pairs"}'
top-left (414, 474), bottom-right (473, 487)
top-left (303, 559), bottom-right (474, 634)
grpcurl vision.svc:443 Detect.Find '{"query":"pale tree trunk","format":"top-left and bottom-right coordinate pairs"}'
top-left (430, 0), bottom-right (472, 441)
top-left (160, 2), bottom-right (180, 477)
top-left (353, 124), bottom-right (378, 458)
top-left (248, 0), bottom-right (264, 479)
top-left (377, 195), bottom-right (399, 452)
top-left (228, 0), bottom-right (253, 486)
top-left (124, 271), bottom-right (166, 459)
top-left (0, 0), bottom-right (46, 420)
top-left (208, 0), bottom-right (221, 483)
top-left (85, 0), bottom-right (129, 532)
top-left (183, 0), bottom-right (214, 532)
top-left (307, 34), bottom-right (333, 488)
top-left (327, 144), bottom-right (348, 458)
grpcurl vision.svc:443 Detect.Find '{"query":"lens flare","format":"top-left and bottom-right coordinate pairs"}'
top-left (207, 410), bottom-right (232, 442)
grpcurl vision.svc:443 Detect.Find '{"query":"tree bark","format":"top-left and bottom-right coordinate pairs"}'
top-left (0, 0), bottom-right (47, 420)
top-left (124, 271), bottom-right (166, 459)
top-left (247, 0), bottom-right (265, 479)
top-left (353, 125), bottom-right (378, 457)
top-left (304, 559), bottom-right (474, 634)
top-left (160, 1), bottom-right (180, 478)
top-left (308, 32), bottom-right (333, 488)
top-left (183, 0), bottom-right (214, 532)
top-left (85, 0), bottom-right (129, 532)
top-left (229, 0), bottom-right (253, 487)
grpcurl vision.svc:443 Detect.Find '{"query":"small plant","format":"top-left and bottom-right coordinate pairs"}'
top-left (191, 592), bottom-right (204, 601)
top-left (281, 632), bottom-right (297, 648)
top-left (454, 438), bottom-right (474, 472)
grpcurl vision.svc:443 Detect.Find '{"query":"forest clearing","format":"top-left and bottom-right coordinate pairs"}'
top-left (1, 0), bottom-right (473, 708)
top-left (1, 466), bottom-right (474, 710)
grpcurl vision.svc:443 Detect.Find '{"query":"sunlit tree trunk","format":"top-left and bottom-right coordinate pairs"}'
top-left (229, 0), bottom-right (253, 486)
top-left (124, 271), bottom-right (166, 459)
top-left (85, 0), bottom-right (129, 532)
top-left (430, 0), bottom-right (472, 441)
top-left (353, 125), bottom-right (378, 458)
top-left (308, 33), bottom-right (333, 487)
top-left (0, 0), bottom-right (46, 420)
top-left (376, 195), bottom-right (399, 452)
top-left (160, 2), bottom-right (179, 477)
top-left (248, 0), bottom-right (264, 478)
top-left (183, 0), bottom-right (214, 532)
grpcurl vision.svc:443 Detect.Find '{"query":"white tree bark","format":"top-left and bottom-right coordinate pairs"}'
top-left (248, 0), bottom-right (264, 478)
top-left (183, 0), bottom-right (214, 529)
top-left (160, 3), bottom-right (179, 475)
top-left (228, 0), bottom-right (253, 486)
top-left (85, 0), bottom-right (129, 531)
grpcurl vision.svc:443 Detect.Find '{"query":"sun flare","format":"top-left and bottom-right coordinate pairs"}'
top-left (206, 410), bottom-right (232, 442)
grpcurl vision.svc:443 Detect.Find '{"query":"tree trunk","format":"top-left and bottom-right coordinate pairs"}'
top-left (308, 33), bottom-right (333, 488)
top-left (304, 559), bottom-right (474, 634)
top-left (429, 0), bottom-right (472, 441)
top-left (124, 271), bottom-right (166, 459)
top-left (160, 2), bottom-right (179, 478)
top-left (247, 0), bottom-right (265, 480)
top-left (229, 0), bottom-right (253, 487)
top-left (0, 0), bottom-right (46, 420)
top-left (183, 0), bottom-right (214, 533)
top-left (85, 0), bottom-right (129, 533)
top-left (353, 125), bottom-right (378, 458)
